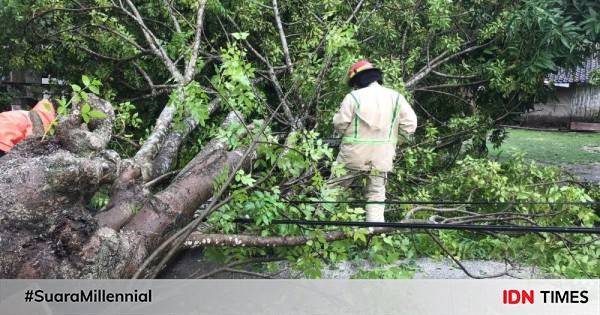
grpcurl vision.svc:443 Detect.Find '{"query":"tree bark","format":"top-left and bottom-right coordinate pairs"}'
top-left (0, 97), bottom-right (251, 278)
top-left (185, 228), bottom-right (397, 248)
top-left (149, 97), bottom-right (220, 179)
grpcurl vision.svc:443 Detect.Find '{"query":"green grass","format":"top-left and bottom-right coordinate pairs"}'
top-left (488, 129), bottom-right (600, 165)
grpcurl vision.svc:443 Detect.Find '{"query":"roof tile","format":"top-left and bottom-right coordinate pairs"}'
top-left (546, 55), bottom-right (599, 84)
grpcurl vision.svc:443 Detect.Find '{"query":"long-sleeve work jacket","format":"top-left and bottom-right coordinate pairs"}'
top-left (333, 82), bottom-right (417, 172)
top-left (0, 99), bottom-right (55, 152)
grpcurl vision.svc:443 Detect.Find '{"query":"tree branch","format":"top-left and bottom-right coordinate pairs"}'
top-left (90, 23), bottom-right (148, 53)
top-left (406, 41), bottom-right (491, 88)
top-left (149, 97), bottom-right (220, 179)
top-left (345, 0), bottom-right (365, 24)
top-left (136, 95), bottom-right (290, 279)
top-left (185, 226), bottom-right (404, 248)
top-left (432, 70), bottom-right (477, 79)
top-left (426, 231), bottom-right (515, 279)
top-left (144, 169), bottom-right (180, 188)
top-left (115, 0), bottom-right (183, 81)
top-left (272, 0), bottom-right (293, 73)
top-left (133, 100), bottom-right (178, 180)
top-left (192, 257), bottom-right (281, 279)
top-left (413, 88), bottom-right (472, 106)
top-left (162, 0), bottom-right (182, 33)
top-left (184, 0), bottom-right (208, 82)
top-left (417, 80), bottom-right (488, 90)
top-left (226, 16), bottom-right (301, 129)
top-left (402, 206), bottom-right (475, 220)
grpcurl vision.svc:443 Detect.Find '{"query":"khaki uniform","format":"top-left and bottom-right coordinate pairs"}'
top-left (331, 82), bottom-right (417, 221)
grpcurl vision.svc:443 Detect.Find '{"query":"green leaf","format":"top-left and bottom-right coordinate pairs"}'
top-left (89, 85), bottom-right (100, 94)
top-left (71, 84), bottom-right (81, 92)
top-left (82, 75), bottom-right (90, 87)
top-left (231, 32), bottom-right (249, 40)
top-left (71, 94), bottom-right (81, 105)
top-left (81, 103), bottom-right (91, 114)
top-left (88, 110), bottom-right (107, 119)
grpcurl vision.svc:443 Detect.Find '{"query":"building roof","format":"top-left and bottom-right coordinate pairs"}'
top-left (546, 55), bottom-right (599, 84)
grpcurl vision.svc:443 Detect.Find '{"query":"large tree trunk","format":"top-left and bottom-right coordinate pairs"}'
top-left (0, 96), bottom-right (248, 278)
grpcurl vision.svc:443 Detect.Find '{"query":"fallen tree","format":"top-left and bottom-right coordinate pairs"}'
top-left (1, 0), bottom-right (599, 279)
top-left (0, 95), bottom-right (250, 278)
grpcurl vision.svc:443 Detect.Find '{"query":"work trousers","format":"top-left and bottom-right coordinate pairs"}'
top-left (328, 169), bottom-right (387, 222)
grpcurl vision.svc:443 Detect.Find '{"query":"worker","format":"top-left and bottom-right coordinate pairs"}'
top-left (0, 99), bottom-right (56, 154)
top-left (331, 60), bottom-right (417, 222)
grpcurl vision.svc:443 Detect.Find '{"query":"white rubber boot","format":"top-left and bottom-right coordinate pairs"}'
top-left (366, 205), bottom-right (385, 232)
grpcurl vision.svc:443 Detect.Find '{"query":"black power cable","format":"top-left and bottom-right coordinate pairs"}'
top-left (285, 200), bottom-right (600, 206)
top-left (233, 218), bottom-right (600, 234)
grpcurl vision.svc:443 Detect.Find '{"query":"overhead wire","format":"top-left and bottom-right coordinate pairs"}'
top-left (283, 199), bottom-right (600, 206)
top-left (234, 199), bottom-right (599, 234)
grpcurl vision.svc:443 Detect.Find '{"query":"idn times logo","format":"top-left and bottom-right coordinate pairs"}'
top-left (502, 289), bottom-right (589, 304)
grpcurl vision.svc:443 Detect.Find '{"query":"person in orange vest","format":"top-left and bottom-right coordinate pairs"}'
top-left (0, 99), bottom-right (56, 154)
top-left (330, 60), bottom-right (417, 222)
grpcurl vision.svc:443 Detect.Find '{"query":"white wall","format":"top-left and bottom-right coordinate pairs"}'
top-left (525, 85), bottom-right (600, 126)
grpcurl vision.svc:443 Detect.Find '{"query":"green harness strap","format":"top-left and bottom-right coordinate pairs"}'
top-left (388, 94), bottom-right (401, 139)
top-left (349, 93), bottom-right (361, 139)
top-left (343, 93), bottom-right (401, 145)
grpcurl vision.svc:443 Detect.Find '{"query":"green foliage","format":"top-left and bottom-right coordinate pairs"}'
top-left (325, 25), bottom-right (357, 56)
top-left (109, 101), bottom-right (143, 156)
top-left (114, 101), bottom-right (142, 130)
top-left (590, 69), bottom-right (600, 86)
top-left (215, 121), bottom-right (248, 149)
top-left (211, 44), bottom-right (257, 115)
top-left (387, 142), bottom-right (599, 278)
top-left (495, 0), bottom-right (600, 96)
top-left (352, 264), bottom-right (418, 279)
top-left (427, 0), bottom-right (453, 31)
top-left (273, 131), bottom-right (333, 178)
top-left (130, 204), bottom-right (142, 215)
top-left (54, 75), bottom-right (105, 130)
top-left (368, 234), bottom-right (416, 264)
top-left (204, 116), bottom-right (599, 278)
top-left (88, 187), bottom-right (110, 210)
top-left (81, 102), bottom-right (107, 124)
top-left (3, 0), bottom-right (599, 279)
top-left (170, 81), bottom-right (210, 129)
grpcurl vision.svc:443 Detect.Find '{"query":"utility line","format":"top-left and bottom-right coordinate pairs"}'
top-left (284, 200), bottom-right (600, 206)
top-left (233, 218), bottom-right (600, 234)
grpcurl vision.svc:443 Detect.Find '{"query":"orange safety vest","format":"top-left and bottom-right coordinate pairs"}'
top-left (0, 99), bottom-right (56, 152)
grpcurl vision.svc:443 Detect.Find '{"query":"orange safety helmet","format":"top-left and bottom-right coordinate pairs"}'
top-left (347, 60), bottom-right (381, 81)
